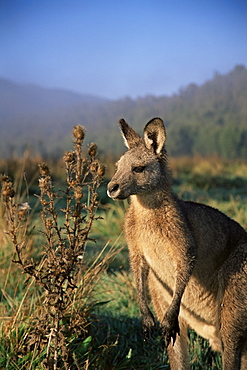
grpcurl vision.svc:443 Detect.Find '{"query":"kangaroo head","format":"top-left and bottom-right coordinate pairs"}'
top-left (107, 117), bottom-right (168, 200)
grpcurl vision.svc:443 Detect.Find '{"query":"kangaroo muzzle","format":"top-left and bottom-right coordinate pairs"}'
top-left (107, 182), bottom-right (120, 199)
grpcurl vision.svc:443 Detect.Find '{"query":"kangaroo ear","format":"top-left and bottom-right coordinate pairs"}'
top-left (144, 117), bottom-right (166, 154)
top-left (119, 119), bottom-right (142, 149)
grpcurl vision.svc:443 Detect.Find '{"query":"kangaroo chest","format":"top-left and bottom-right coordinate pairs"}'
top-left (125, 205), bottom-right (178, 280)
top-left (125, 203), bottom-right (219, 331)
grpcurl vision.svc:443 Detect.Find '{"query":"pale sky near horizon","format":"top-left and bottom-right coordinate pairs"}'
top-left (1, 0), bottom-right (247, 99)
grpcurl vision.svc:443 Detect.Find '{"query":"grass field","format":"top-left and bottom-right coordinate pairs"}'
top-left (0, 151), bottom-right (247, 369)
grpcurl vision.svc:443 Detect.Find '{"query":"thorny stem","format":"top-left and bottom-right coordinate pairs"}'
top-left (54, 312), bottom-right (59, 370)
top-left (75, 141), bottom-right (82, 185)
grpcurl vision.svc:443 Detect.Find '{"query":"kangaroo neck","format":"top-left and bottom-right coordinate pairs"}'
top-left (130, 188), bottom-right (175, 211)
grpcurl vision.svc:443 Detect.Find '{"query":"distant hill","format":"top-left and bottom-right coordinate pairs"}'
top-left (0, 78), bottom-right (107, 118)
top-left (0, 65), bottom-right (247, 159)
top-left (0, 79), bottom-right (109, 157)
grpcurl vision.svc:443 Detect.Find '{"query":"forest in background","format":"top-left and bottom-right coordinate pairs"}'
top-left (0, 64), bottom-right (246, 159)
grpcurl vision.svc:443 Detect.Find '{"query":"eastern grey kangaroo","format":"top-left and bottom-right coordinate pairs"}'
top-left (107, 117), bottom-right (247, 369)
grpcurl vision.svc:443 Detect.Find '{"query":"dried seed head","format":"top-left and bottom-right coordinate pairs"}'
top-left (88, 143), bottom-right (97, 157)
top-left (18, 202), bottom-right (31, 219)
top-left (74, 186), bottom-right (83, 202)
top-left (18, 202), bottom-right (31, 212)
top-left (39, 162), bottom-right (50, 177)
top-left (63, 151), bottom-right (76, 164)
top-left (0, 175), bottom-right (11, 183)
top-left (73, 125), bottom-right (85, 141)
top-left (1, 184), bottom-right (15, 199)
top-left (38, 178), bottom-right (46, 191)
top-left (70, 180), bottom-right (76, 188)
top-left (90, 161), bottom-right (98, 173)
top-left (39, 177), bottom-right (52, 192)
top-left (0, 175), bottom-right (15, 199)
top-left (46, 219), bottom-right (53, 229)
top-left (97, 163), bottom-right (106, 177)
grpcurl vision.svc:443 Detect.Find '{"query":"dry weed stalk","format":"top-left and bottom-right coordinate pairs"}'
top-left (0, 125), bottom-right (106, 369)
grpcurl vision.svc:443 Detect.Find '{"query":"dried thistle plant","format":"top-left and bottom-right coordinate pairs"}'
top-left (0, 125), bottom-right (106, 370)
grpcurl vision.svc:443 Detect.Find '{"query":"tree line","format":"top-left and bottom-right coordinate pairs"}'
top-left (0, 65), bottom-right (246, 159)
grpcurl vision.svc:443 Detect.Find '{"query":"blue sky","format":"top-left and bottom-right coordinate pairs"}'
top-left (1, 0), bottom-right (247, 99)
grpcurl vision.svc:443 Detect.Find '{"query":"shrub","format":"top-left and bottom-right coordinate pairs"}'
top-left (0, 125), bottom-right (116, 370)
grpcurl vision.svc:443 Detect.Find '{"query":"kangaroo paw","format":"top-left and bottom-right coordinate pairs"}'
top-left (142, 312), bottom-right (156, 341)
top-left (161, 315), bottom-right (180, 347)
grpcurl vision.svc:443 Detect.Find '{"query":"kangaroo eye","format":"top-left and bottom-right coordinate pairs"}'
top-left (132, 166), bottom-right (145, 173)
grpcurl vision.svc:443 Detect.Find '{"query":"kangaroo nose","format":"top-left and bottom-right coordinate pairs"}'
top-left (107, 183), bottom-right (119, 198)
